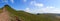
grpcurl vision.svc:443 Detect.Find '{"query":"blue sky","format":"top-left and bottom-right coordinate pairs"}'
top-left (0, 0), bottom-right (60, 13)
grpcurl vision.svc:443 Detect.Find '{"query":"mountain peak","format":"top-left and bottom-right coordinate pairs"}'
top-left (1, 4), bottom-right (14, 13)
top-left (4, 4), bottom-right (10, 8)
top-left (2, 4), bottom-right (10, 12)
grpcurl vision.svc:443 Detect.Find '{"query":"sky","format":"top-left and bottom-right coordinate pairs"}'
top-left (0, 0), bottom-right (60, 13)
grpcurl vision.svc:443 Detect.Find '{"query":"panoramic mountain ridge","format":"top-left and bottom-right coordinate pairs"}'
top-left (0, 5), bottom-right (60, 21)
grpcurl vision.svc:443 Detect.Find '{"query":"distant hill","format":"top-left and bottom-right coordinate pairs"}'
top-left (0, 4), bottom-right (60, 21)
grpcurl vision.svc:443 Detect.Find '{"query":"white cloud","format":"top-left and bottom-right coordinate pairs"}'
top-left (10, 0), bottom-right (14, 3)
top-left (46, 6), bottom-right (55, 8)
top-left (39, 6), bottom-right (60, 13)
top-left (24, 1), bottom-right (60, 14)
top-left (30, 1), bottom-right (36, 5)
top-left (24, 0), bottom-right (27, 2)
top-left (30, 1), bottom-right (44, 7)
top-left (24, 6), bottom-right (60, 13)
top-left (24, 8), bottom-right (30, 12)
top-left (34, 3), bottom-right (43, 7)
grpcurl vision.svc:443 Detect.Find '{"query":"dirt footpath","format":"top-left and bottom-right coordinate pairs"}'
top-left (0, 9), bottom-right (10, 21)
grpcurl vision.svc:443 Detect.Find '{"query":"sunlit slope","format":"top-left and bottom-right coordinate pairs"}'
top-left (2, 5), bottom-right (57, 21)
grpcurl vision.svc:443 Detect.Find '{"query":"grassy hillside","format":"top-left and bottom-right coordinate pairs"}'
top-left (0, 8), bottom-right (2, 13)
top-left (1, 5), bottom-right (60, 21)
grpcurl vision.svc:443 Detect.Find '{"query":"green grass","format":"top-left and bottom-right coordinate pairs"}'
top-left (0, 8), bottom-right (3, 13)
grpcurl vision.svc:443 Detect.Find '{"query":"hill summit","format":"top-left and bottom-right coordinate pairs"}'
top-left (0, 4), bottom-right (21, 21)
top-left (0, 5), bottom-right (11, 21)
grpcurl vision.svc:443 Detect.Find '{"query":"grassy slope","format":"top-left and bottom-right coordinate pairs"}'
top-left (0, 8), bottom-right (2, 13)
top-left (2, 5), bottom-right (58, 21)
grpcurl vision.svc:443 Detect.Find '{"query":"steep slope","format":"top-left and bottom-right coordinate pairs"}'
top-left (0, 5), bottom-right (11, 21)
top-left (0, 5), bottom-right (18, 21)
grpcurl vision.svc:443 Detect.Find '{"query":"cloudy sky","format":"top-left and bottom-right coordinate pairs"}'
top-left (0, 0), bottom-right (60, 13)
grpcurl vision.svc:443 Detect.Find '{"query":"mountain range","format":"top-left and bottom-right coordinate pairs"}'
top-left (0, 4), bottom-right (60, 21)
